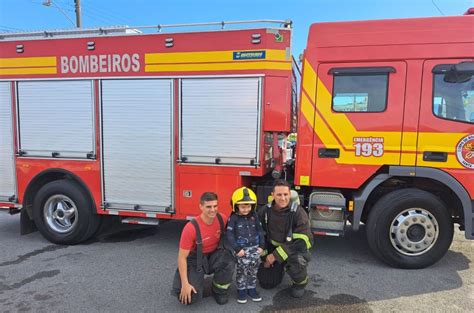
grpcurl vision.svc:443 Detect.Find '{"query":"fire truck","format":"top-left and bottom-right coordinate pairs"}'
top-left (1, 10), bottom-right (473, 269)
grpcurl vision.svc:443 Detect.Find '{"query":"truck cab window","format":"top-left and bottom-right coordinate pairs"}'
top-left (331, 73), bottom-right (389, 112)
top-left (433, 62), bottom-right (474, 124)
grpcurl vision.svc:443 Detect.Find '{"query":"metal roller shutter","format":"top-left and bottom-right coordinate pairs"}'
top-left (0, 82), bottom-right (16, 201)
top-left (17, 80), bottom-right (94, 158)
top-left (101, 79), bottom-right (173, 211)
top-left (181, 78), bottom-right (261, 165)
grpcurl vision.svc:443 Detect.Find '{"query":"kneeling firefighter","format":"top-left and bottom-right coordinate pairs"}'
top-left (172, 192), bottom-right (235, 305)
top-left (257, 179), bottom-right (313, 298)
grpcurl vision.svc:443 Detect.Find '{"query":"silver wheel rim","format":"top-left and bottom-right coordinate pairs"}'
top-left (389, 208), bottom-right (439, 256)
top-left (43, 195), bottom-right (78, 234)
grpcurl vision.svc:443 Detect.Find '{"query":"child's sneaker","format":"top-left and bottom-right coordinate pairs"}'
top-left (247, 288), bottom-right (262, 302)
top-left (237, 289), bottom-right (247, 304)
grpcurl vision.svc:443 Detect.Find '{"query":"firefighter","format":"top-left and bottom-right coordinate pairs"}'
top-left (257, 179), bottom-right (313, 298)
top-left (172, 192), bottom-right (235, 305)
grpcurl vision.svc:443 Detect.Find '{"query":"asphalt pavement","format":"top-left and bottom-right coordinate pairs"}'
top-left (0, 211), bottom-right (473, 312)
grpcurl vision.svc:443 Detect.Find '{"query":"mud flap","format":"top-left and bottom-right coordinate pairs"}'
top-left (20, 209), bottom-right (37, 235)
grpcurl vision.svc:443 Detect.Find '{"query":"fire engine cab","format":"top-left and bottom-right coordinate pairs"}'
top-left (1, 10), bottom-right (473, 269)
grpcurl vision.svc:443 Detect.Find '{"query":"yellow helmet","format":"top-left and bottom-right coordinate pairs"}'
top-left (231, 187), bottom-right (257, 212)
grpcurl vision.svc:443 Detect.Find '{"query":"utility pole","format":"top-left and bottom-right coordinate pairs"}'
top-left (74, 0), bottom-right (82, 28)
top-left (43, 0), bottom-right (81, 28)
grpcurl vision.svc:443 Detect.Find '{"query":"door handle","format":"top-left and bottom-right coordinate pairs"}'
top-left (318, 148), bottom-right (340, 158)
top-left (423, 151), bottom-right (447, 162)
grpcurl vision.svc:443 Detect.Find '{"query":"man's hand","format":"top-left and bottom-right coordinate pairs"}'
top-left (236, 249), bottom-right (245, 257)
top-left (257, 247), bottom-right (264, 255)
top-left (263, 253), bottom-right (276, 268)
top-left (179, 282), bottom-right (197, 305)
top-left (177, 248), bottom-right (195, 304)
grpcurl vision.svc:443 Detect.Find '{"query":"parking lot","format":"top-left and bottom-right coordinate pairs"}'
top-left (0, 212), bottom-right (473, 312)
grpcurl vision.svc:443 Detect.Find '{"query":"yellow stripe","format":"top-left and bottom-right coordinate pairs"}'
top-left (270, 239), bottom-right (282, 246)
top-left (417, 132), bottom-right (466, 153)
top-left (144, 49), bottom-right (290, 72)
top-left (276, 246), bottom-right (288, 261)
top-left (292, 233), bottom-right (312, 249)
top-left (400, 132), bottom-right (418, 166)
top-left (292, 276), bottom-right (309, 285)
top-left (302, 59), bottom-right (317, 103)
top-left (301, 93), bottom-right (315, 129)
top-left (314, 110), bottom-right (339, 148)
top-left (0, 67), bottom-right (57, 75)
top-left (0, 56), bottom-right (56, 68)
top-left (317, 78), bottom-right (358, 146)
top-left (145, 61), bottom-right (291, 72)
top-left (212, 281), bottom-right (230, 289)
top-left (300, 60), bottom-right (317, 130)
top-left (416, 132), bottom-right (468, 168)
top-left (145, 49), bottom-right (288, 64)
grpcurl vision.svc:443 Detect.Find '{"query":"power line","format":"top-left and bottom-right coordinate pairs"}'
top-left (84, 1), bottom-right (131, 25)
top-left (43, 0), bottom-right (76, 27)
top-left (431, 0), bottom-right (445, 16)
top-left (0, 25), bottom-right (25, 32)
top-left (54, 0), bottom-right (75, 8)
top-left (81, 9), bottom-right (117, 26)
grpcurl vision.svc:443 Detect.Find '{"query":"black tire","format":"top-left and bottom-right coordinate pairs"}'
top-left (366, 188), bottom-right (453, 269)
top-left (33, 179), bottom-right (101, 244)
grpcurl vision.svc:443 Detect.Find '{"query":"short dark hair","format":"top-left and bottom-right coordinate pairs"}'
top-left (200, 192), bottom-right (218, 204)
top-left (272, 179), bottom-right (290, 191)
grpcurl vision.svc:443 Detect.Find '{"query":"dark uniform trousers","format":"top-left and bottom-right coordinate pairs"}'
top-left (258, 242), bottom-right (311, 289)
top-left (172, 248), bottom-right (235, 304)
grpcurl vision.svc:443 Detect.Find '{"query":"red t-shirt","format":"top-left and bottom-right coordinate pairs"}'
top-left (179, 213), bottom-right (228, 254)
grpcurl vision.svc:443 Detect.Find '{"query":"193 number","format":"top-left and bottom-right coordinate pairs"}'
top-left (354, 143), bottom-right (384, 157)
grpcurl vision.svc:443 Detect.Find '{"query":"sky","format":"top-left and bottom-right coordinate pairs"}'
top-left (0, 0), bottom-right (472, 56)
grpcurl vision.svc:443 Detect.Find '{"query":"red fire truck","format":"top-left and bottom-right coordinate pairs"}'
top-left (1, 11), bottom-right (473, 269)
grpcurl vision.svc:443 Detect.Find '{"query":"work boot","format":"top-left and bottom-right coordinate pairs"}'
top-left (247, 288), bottom-right (262, 302)
top-left (212, 290), bottom-right (228, 305)
top-left (290, 285), bottom-right (305, 298)
top-left (237, 289), bottom-right (247, 304)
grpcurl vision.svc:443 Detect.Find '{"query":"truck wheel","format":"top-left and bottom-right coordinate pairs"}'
top-left (366, 188), bottom-right (453, 269)
top-left (33, 179), bottom-right (101, 244)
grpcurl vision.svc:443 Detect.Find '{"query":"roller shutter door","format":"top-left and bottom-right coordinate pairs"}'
top-left (101, 79), bottom-right (173, 211)
top-left (0, 82), bottom-right (15, 201)
top-left (181, 78), bottom-right (261, 165)
top-left (17, 80), bottom-right (94, 158)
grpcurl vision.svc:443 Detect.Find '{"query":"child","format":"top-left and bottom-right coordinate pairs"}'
top-left (226, 187), bottom-right (265, 304)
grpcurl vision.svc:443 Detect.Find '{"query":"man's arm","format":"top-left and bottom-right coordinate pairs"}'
top-left (177, 248), bottom-right (196, 304)
top-left (271, 207), bottom-right (313, 264)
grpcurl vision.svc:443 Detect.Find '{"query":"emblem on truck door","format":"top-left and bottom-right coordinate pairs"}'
top-left (456, 134), bottom-right (474, 169)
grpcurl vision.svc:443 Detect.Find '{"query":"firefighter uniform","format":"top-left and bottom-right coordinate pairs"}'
top-left (172, 213), bottom-right (235, 305)
top-left (257, 201), bottom-right (313, 293)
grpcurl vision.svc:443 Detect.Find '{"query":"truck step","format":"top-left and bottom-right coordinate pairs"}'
top-left (121, 217), bottom-right (159, 226)
top-left (309, 191), bottom-right (346, 234)
top-left (312, 228), bottom-right (344, 237)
